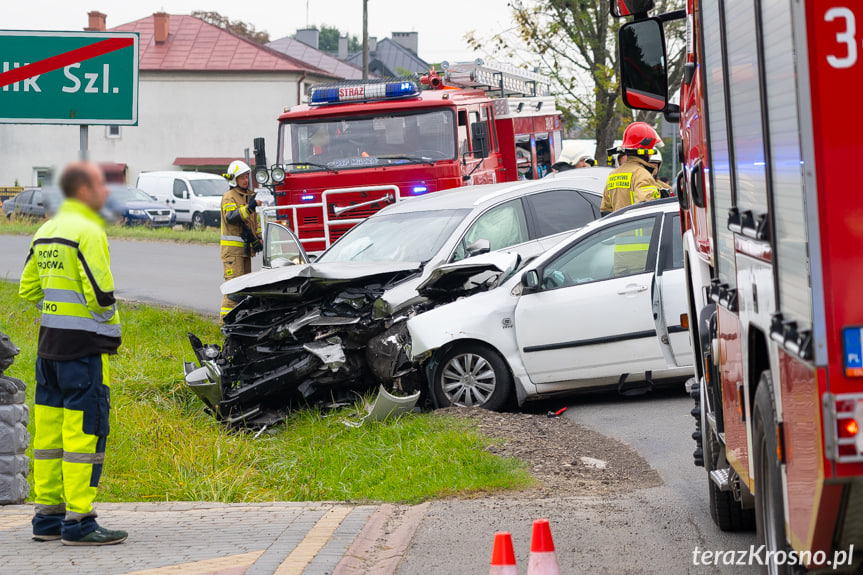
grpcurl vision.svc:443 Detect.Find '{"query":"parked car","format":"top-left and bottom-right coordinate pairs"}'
top-left (407, 198), bottom-right (693, 410)
top-left (136, 171), bottom-right (227, 229)
top-left (2, 187), bottom-right (63, 219)
top-left (105, 184), bottom-right (176, 227)
top-left (184, 169), bottom-right (612, 425)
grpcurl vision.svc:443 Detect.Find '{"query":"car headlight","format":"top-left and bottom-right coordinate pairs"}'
top-left (128, 209), bottom-right (146, 216)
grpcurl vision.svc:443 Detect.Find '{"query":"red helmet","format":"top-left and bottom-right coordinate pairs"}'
top-left (621, 122), bottom-right (663, 151)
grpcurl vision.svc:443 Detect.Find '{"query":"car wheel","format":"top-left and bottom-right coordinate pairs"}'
top-left (432, 343), bottom-right (512, 411)
top-left (192, 212), bottom-right (205, 230)
top-left (753, 371), bottom-right (794, 575)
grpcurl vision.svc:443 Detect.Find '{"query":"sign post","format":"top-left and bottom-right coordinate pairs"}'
top-left (0, 31), bottom-right (139, 159)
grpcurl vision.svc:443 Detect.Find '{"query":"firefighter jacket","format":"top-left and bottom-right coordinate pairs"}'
top-left (600, 156), bottom-right (662, 214)
top-left (220, 186), bottom-right (261, 258)
top-left (19, 198), bottom-right (121, 360)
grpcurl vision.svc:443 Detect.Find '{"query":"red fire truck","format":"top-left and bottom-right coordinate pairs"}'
top-left (614, 0), bottom-right (863, 571)
top-left (252, 61), bottom-right (563, 252)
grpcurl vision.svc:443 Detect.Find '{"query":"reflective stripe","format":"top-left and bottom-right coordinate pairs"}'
top-left (42, 300), bottom-right (116, 324)
top-left (40, 313), bottom-right (122, 338)
top-left (222, 203), bottom-right (238, 212)
top-left (221, 235), bottom-right (244, 242)
top-left (43, 288), bottom-right (86, 306)
top-left (34, 448), bottom-right (64, 460)
top-left (220, 307), bottom-right (232, 316)
top-left (614, 243), bottom-right (650, 252)
top-left (35, 503), bottom-right (66, 516)
top-left (64, 451), bottom-right (105, 464)
top-left (221, 234), bottom-right (245, 248)
top-left (240, 205), bottom-right (249, 219)
top-left (90, 306), bottom-right (117, 322)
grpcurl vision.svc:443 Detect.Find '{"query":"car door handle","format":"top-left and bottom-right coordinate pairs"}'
top-left (617, 284), bottom-right (648, 295)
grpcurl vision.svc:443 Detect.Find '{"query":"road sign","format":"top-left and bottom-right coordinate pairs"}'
top-left (0, 31), bottom-right (138, 125)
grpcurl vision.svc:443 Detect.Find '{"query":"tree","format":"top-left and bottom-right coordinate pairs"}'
top-left (192, 11), bottom-right (269, 44)
top-left (466, 0), bottom-right (685, 161)
top-left (304, 25), bottom-right (361, 53)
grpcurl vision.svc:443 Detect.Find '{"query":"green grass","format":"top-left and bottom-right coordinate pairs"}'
top-left (1, 280), bottom-right (533, 503)
top-left (0, 215), bottom-right (219, 244)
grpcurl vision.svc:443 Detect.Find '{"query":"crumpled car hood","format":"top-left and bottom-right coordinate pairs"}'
top-left (221, 260), bottom-right (423, 295)
top-left (186, 253), bottom-right (520, 426)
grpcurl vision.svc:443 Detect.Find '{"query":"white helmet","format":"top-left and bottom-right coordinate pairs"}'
top-left (224, 160), bottom-right (251, 187)
top-left (648, 149), bottom-right (663, 164)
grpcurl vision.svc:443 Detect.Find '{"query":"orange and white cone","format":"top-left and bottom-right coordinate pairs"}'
top-left (489, 531), bottom-right (518, 575)
top-left (526, 519), bottom-right (560, 575)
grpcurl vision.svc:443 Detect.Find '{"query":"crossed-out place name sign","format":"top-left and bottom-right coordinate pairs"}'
top-left (0, 31), bottom-right (139, 125)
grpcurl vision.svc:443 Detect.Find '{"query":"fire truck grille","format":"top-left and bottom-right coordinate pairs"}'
top-left (303, 216), bottom-right (319, 225)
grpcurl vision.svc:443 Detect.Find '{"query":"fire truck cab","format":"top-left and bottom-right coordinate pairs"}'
top-left (254, 61), bottom-right (563, 252)
top-left (614, 0), bottom-right (863, 571)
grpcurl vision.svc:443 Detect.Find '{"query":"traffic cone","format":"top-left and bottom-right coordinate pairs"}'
top-left (489, 531), bottom-right (518, 575)
top-left (526, 519), bottom-right (560, 575)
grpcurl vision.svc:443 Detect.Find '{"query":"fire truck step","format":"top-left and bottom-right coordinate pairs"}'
top-left (709, 468), bottom-right (731, 492)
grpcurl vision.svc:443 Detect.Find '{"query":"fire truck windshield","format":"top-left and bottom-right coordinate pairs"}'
top-left (279, 109), bottom-right (457, 172)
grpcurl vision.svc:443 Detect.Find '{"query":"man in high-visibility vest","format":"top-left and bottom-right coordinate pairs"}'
top-left (220, 160), bottom-right (261, 320)
top-left (600, 122), bottom-right (664, 216)
top-left (19, 162), bottom-right (127, 546)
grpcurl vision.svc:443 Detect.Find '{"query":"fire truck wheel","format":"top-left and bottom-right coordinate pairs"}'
top-left (432, 343), bottom-right (512, 412)
top-left (702, 378), bottom-right (755, 531)
top-left (753, 371), bottom-right (796, 574)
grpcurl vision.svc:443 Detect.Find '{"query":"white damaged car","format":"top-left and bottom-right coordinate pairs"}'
top-left (407, 198), bottom-right (694, 410)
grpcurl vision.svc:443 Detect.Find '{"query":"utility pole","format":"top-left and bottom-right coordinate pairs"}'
top-left (362, 0), bottom-right (369, 81)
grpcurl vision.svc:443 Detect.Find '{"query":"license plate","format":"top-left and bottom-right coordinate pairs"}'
top-left (152, 215), bottom-right (170, 222)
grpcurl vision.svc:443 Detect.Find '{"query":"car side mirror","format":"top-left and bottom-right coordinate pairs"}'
top-left (619, 18), bottom-right (668, 112)
top-left (522, 269), bottom-right (539, 290)
top-left (465, 238), bottom-right (491, 258)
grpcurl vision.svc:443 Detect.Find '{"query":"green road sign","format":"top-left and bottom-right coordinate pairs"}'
top-left (0, 31), bottom-right (139, 125)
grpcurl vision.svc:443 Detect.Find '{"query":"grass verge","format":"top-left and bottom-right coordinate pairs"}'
top-left (0, 216), bottom-right (219, 244)
top-left (1, 280), bottom-right (533, 503)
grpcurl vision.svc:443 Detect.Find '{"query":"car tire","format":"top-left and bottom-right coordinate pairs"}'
top-left (432, 343), bottom-right (512, 411)
top-left (753, 371), bottom-right (796, 574)
top-left (191, 212), bottom-right (205, 230)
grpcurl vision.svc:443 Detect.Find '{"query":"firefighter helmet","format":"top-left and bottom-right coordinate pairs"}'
top-left (224, 160), bottom-right (251, 187)
top-left (621, 122), bottom-right (663, 152)
top-left (649, 149), bottom-right (663, 164)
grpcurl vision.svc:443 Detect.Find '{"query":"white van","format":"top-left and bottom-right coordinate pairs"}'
top-left (136, 171), bottom-right (228, 229)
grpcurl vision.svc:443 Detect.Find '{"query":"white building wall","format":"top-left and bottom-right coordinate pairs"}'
top-left (0, 71), bottom-right (313, 187)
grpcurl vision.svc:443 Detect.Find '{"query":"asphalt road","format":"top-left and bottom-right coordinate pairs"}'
top-left (396, 389), bottom-right (760, 574)
top-left (0, 233), bottom-right (261, 316)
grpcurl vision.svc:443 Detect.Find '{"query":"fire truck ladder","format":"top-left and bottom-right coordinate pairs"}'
top-left (440, 59), bottom-right (552, 98)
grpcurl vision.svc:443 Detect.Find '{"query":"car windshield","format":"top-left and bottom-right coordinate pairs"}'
top-left (190, 179), bottom-right (229, 197)
top-left (318, 208), bottom-right (470, 263)
top-left (280, 109), bottom-right (457, 172)
top-left (110, 187), bottom-right (153, 202)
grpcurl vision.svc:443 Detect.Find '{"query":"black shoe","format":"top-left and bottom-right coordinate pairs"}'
top-left (61, 526), bottom-right (128, 546)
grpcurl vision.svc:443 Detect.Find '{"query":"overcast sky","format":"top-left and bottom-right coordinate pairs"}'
top-left (3, 0), bottom-right (517, 64)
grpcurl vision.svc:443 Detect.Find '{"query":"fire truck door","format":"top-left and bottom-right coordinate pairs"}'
top-left (651, 212), bottom-right (691, 367)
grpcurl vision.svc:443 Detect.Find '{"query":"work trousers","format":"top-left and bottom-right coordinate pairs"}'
top-left (221, 254), bottom-right (251, 320)
top-left (32, 354), bottom-right (110, 524)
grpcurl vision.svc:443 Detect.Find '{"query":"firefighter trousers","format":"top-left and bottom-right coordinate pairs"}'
top-left (221, 254), bottom-right (251, 319)
top-left (32, 354), bottom-right (110, 524)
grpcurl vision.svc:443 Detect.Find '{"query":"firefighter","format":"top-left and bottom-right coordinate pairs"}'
top-left (600, 122), bottom-right (663, 276)
top-left (19, 162), bottom-right (127, 546)
top-left (600, 122), bottom-right (663, 216)
top-left (220, 160), bottom-right (262, 320)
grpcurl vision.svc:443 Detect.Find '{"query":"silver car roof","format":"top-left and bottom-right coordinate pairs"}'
top-left (376, 167), bottom-right (613, 216)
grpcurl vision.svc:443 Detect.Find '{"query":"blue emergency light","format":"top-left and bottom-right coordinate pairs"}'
top-left (300, 194), bottom-right (315, 202)
top-left (309, 81), bottom-right (419, 105)
top-left (412, 185), bottom-right (428, 195)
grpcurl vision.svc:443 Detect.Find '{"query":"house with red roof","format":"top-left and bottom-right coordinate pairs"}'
top-left (0, 11), bottom-right (337, 188)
